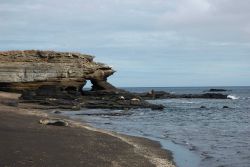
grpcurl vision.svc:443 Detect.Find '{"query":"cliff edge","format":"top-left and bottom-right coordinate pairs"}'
top-left (0, 50), bottom-right (117, 94)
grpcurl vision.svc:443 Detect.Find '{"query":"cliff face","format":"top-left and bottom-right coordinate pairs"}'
top-left (0, 50), bottom-right (116, 94)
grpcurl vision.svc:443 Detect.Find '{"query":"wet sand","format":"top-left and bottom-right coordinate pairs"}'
top-left (0, 104), bottom-right (175, 167)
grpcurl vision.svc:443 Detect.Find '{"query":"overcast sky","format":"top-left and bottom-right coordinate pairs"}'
top-left (1, 0), bottom-right (250, 87)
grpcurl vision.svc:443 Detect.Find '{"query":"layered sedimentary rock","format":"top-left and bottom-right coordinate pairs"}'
top-left (0, 50), bottom-right (116, 95)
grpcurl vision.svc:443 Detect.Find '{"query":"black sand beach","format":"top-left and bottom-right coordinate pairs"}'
top-left (0, 104), bottom-right (174, 167)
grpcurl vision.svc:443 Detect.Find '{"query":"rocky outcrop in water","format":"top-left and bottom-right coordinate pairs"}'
top-left (133, 91), bottom-right (229, 100)
top-left (205, 88), bottom-right (229, 92)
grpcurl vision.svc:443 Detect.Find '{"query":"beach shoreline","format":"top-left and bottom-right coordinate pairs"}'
top-left (0, 104), bottom-right (175, 167)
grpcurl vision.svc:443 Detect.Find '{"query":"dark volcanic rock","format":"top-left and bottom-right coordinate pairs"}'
top-left (53, 110), bottom-right (62, 114)
top-left (137, 91), bottom-right (228, 100)
top-left (190, 93), bottom-right (228, 99)
top-left (206, 88), bottom-right (229, 92)
top-left (80, 90), bottom-right (165, 110)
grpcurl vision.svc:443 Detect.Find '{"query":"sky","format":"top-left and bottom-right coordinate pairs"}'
top-left (1, 0), bottom-right (250, 87)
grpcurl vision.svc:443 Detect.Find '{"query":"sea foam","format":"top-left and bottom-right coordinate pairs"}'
top-left (227, 95), bottom-right (239, 100)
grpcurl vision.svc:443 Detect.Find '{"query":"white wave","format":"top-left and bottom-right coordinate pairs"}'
top-left (227, 95), bottom-right (239, 100)
top-left (181, 101), bottom-right (195, 104)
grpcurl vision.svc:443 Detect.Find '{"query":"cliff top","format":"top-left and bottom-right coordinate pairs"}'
top-left (0, 50), bottom-right (94, 63)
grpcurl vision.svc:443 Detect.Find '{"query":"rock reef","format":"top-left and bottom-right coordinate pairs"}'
top-left (205, 88), bottom-right (230, 92)
top-left (134, 91), bottom-right (228, 100)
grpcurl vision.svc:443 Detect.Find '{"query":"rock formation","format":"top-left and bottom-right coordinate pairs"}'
top-left (0, 50), bottom-right (117, 95)
top-left (205, 88), bottom-right (229, 92)
top-left (0, 50), bottom-right (164, 110)
top-left (134, 91), bottom-right (229, 100)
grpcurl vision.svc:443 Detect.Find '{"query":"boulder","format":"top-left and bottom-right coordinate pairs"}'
top-left (200, 106), bottom-right (207, 109)
top-left (223, 106), bottom-right (229, 109)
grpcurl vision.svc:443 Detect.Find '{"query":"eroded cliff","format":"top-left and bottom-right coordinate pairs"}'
top-left (0, 50), bottom-right (116, 94)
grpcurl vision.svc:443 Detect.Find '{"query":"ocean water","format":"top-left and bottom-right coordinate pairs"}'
top-left (62, 87), bottom-right (250, 167)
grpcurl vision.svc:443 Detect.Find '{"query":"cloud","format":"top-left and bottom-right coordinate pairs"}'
top-left (157, 0), bottom-right (250, 42)
top-left (159, 0), bottom-right (212, 24)
top-left (0, 0), bottom-right (250, 86)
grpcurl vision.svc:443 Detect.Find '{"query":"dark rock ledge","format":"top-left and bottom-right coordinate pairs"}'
top-left (133, 91), bottom-right (228, 100)
top-left (0, 50), bottom-right (229, 111)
